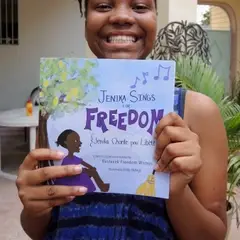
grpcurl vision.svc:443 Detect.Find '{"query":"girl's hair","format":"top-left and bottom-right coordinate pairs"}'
top-left (78, 0), bottom-right (88, 17)
top-left (78, 0), bottom-right (157, 18)
top-left (56, 129), bottom-right (76, 148)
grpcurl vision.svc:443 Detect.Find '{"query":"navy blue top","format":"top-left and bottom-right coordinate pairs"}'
top-left (44, 87), bottom-right (186, 240)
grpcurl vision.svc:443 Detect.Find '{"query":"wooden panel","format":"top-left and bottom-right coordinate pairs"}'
top-left (0, 127), bottom-right (28, 158)
top-left (0, 126), bottom-right (25, 137)
top-left (210, 6), bottom-right (230, 30)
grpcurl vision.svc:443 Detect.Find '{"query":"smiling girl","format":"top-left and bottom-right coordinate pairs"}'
top-left (17, 1), bottom-right (228, 239)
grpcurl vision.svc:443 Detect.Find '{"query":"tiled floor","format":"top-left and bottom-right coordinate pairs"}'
top-left (0, 177), bottom-right (30, 240)
top-left (0, 129), bottom-right (239, 239)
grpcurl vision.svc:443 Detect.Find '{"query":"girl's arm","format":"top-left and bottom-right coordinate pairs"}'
top-left (166, 92), bottom-right (228, 240)
top-left (81, 160), bottom-right (95, 169)
top-left (72, 156), bottom-right (94, 168)
top-left (166, 185), bottom-right (226, 240)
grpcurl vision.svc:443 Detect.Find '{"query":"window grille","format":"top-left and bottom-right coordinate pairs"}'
top-left (0, 0), bottom-right (18, 45)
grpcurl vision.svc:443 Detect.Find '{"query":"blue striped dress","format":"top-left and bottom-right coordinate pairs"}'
top-left (44, 87), bottom-right (186, 240)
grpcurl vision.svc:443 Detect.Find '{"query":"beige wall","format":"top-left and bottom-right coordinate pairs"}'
top-left (168, 0), bottom-right (198, 25)
top-left (156, 0), bottom-right (197, 30)
top-left (210, 6), bottom-right (230, 30)
top-left (154, 0), bottom-right (198, 30)
top-left (0, 0), bottom-right (85, 111)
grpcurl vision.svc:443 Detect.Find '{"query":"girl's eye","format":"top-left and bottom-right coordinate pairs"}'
top-left (133, 4), bottom-right (149, 13)
top-left (96, 3), bottom-right (112, 12)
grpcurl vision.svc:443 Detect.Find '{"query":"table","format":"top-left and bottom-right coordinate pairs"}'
top-left (0, 107), bottom-right (39, 180)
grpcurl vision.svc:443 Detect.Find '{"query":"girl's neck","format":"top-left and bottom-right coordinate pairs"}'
top-left (67, 152), bottom-right (74, 158)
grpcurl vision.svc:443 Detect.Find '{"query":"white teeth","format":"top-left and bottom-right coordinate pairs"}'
top-left (107, 36), bottom-right (137, 43)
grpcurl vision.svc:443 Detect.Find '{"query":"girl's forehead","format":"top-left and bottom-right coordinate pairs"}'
top-left (67, 132), bottom-right (77, 138)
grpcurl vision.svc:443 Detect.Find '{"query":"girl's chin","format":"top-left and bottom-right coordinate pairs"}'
top-left (93, 41), bottom-right (145, 59)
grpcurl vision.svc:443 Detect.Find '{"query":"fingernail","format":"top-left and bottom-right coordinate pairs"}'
top-left (154, 164), bottom-right (160, 171)
top-left (154, 160), bottom-right (164, 171)
top-left (162, 168), bottom-right (169, 173)
top-left (57, 151), bottom-right (65, 157)
top-left (67, 196), bottom-right (75, 201)
top-left (74, 186), bottom-right (87, 193)
top-left (78, 187), bottom-right (88, 193)
top-left (74, 165), bottom-right (82, 173)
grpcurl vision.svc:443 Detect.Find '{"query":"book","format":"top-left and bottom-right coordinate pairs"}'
top-left (38, 58), bottom-right (176, 199)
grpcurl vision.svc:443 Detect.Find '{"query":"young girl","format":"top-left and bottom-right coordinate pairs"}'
top-left (54, 129), bottom-right (110, 192)
top-left (17, 1), bottom-right (228, 239)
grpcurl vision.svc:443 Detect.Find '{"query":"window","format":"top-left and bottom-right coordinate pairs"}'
top-left (0, 0), bottom-right (18, 45)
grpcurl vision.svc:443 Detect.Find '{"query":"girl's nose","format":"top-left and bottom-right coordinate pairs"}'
top-left (108, 6), bottom-right (135, 26)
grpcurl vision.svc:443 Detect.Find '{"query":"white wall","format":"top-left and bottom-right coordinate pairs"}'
top-left (0, 0), bottom-right (85, 110)
top-left (157, 0), bottom-right (197, 30)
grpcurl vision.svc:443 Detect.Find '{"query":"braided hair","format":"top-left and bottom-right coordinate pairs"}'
top-left (78, 0), bottom-right (157, 18)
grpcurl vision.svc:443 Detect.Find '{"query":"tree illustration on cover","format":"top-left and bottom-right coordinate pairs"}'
top-left (54, 129), bottom-right (110, 193)
top-left (38, 58), bottom-right (99, 184)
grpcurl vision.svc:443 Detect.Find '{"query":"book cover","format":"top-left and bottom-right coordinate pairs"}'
top-left (38, 58), bottom-right (176, 199)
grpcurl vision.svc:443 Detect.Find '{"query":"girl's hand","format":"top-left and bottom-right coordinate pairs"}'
top-left (154, 112), bottom-right (202, 197)
top-left (16, 149), bottom-right (88, 218)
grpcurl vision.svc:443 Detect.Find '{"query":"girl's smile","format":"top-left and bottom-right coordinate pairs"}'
top-left (103, 31), bottom-right (142, 48)
top-left (100, 31), bottom-right (144, 57)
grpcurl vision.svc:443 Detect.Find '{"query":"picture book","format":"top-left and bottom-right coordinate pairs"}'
top-left (38, 58), bottom-right (176, 199)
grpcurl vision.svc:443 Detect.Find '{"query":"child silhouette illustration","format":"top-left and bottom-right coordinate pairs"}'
top-left (54, 129), bottom-right (110, 193)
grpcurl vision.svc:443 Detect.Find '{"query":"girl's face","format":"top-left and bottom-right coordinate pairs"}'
top-left (65, 132), bottom-right (82, 153)
top-left (85, 0), bottom-right (157, 59)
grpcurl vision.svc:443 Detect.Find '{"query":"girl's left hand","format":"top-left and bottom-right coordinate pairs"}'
top-left (154, 112), bottom-right (202, 197)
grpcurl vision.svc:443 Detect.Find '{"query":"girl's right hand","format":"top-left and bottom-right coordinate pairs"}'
top-left (16, 148), bottom-right (87, 218)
